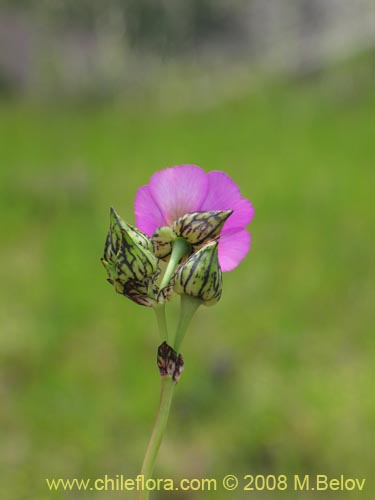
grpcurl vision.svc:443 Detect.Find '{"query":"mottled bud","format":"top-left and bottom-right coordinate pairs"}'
top-left (151, 226), bottom-right (175, 259)
top-left (157, 341), bottom-right (184, 382)
top-left (152, 210), bottom-right (232, 261)
top-left (174, 241), bottom-right (222, 306)
top-left (157, 341), bottom-right (177, 377)
top-left (173, 210), bottom-right (232, 247)
top-left (116, 279), bottom-right (159, 307)
top-left (102, 207), bottom-right (160, 306)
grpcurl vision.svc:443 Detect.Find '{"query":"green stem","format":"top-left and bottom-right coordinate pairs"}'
top-left (173, 295), bottom-right (201, 353)
top-left (138, 376), bottom-right (175, 500)
top-left (153, 304), bottom-right (168, 342)
top-left (138, 238), bottom-right (192, 499)
top-left (159, 238), bottom-right (191, 291)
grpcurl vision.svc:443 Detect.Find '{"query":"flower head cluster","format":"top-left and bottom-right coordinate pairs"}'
top-left (102, 165), bottom-right (254, 307)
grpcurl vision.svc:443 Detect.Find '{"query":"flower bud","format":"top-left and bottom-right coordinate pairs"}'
top-left (102, 207), bottom-right (160, 306)
top-left (174, 241), bottom-right (222, 306)
top-left (152, 210), bottom-right (232, 261)
top-left (173, 210), bottom-right (232, 247)
top-left (119, 279), bottom-right (159, 307)
top-left (151, 226), bottom-right (175, 259)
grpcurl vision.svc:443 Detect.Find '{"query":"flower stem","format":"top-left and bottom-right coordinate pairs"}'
top-left (139, 239), bottom-right (193, 499)
top-left (159, 238), bottom-right (191, 290)
top-left (153, 304), bottom-right (168, 342)
top-left (138, 376), bottom-right (175, 500)
top-left (173, 295), bottom-right (201, 353)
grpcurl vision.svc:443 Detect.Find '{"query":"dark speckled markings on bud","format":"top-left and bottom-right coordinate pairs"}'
top-left (101, 207), bottom-right (160, 306)
top-left (152, 210), bottom-right (232, 260)
top-left (157, 341), bottom-right (184, 382)
top-left (174, 240), bottom-right (222, 306)
top-left (151, 226), bottom-right (175, 260)
top-left (173, 210), bottom-right (232, 247)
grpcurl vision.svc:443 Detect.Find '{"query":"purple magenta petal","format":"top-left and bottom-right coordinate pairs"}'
top-left (134, 185), bottom-right (166, 236)
top-left (149, 165), bottom-right (209, 225)
top-left (201, 170), bottom-right (242, 208)
top-left (222, 198), bottom-right (255, 234)
top-left (200, 170), bottom-right (254, 234)
top-left (218, 229), bottom-right (251, 272)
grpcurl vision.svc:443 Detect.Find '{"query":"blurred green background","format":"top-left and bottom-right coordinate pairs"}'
top-left (0, 2), bottom-right (374, 499)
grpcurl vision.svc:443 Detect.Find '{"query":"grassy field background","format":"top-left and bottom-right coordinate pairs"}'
top-left (0, 56), bottom-right (374, 499)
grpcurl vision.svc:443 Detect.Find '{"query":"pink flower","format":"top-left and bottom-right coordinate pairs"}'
top-left (134, 165), bottom-right (254, 272)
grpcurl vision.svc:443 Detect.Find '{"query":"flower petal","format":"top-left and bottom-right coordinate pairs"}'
top-left (201, 170), bottom-right (242, 208)
top-left (218, 229), bottom-right (251, 272)
top-left (222, 198), bottom-right (255, 234)
top-left (134, 185), bottom-right (166, 236)
top-left (201, 170), bottom-right (254, 234)
top-left (149, 165), bottom-right (208, 224)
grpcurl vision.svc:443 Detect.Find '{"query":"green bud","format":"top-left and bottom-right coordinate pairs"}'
top-left (152, 210), bottom-right (232, 261)
top-left (102, 207), bottom-right (160, 306)
top-left (151, 226), bottom-right (175, 259)
top-left (103, 207), bottom-right (154, 261)
top-left (117, 279), bottom-right (159, 307)
top-left (173, 210), bottom-right (232, 247)
top-left (174, 241), bottom-right (222, 306)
